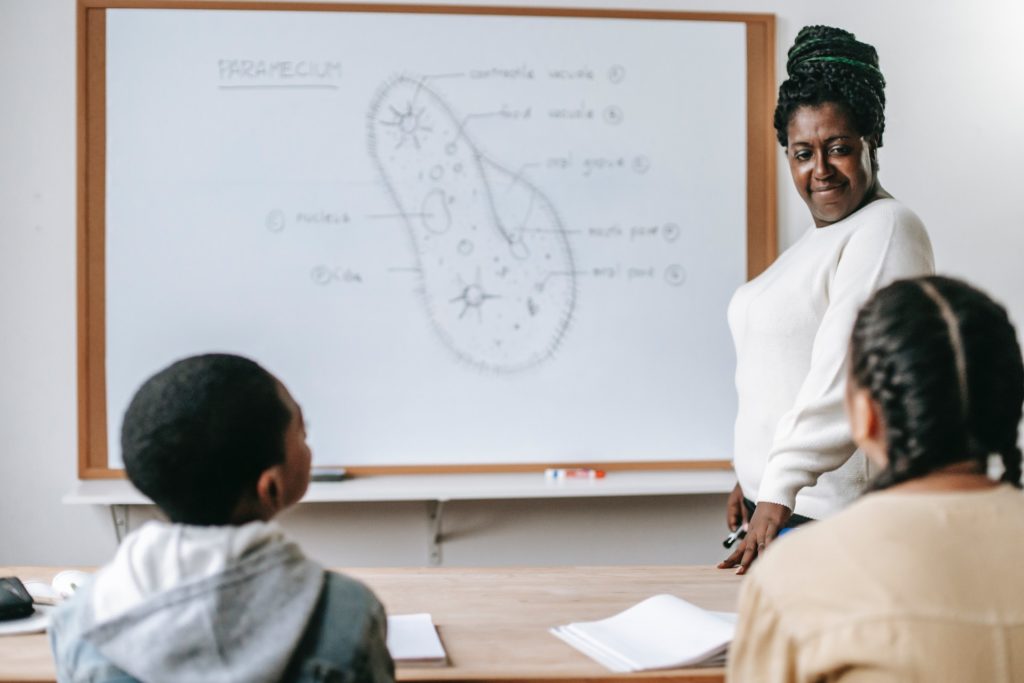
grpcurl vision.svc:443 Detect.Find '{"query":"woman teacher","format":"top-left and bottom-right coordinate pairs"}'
top-left (719, 26), bottom-right (934, 573)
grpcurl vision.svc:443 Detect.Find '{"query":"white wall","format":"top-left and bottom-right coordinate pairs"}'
top-left (2, 0), bottom-right (1022, 567)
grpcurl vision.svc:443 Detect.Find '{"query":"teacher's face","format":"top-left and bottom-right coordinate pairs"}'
top-left (786, 102), bottom-right (878, 228)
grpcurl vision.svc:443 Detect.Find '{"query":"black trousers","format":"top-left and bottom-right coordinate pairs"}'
top-left (742, 498), bottom-right (815, 530)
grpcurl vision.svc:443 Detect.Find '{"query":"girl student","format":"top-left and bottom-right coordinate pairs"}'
top-left (728, 276), bottom-right (1024, 682)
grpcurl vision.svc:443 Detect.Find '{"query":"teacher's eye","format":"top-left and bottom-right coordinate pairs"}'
top-left (792, 149), bottom-right (813, 162)
top-left (828, 145), bottom-right (851, 156)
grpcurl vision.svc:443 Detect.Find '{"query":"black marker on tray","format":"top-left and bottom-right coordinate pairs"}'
top-left (310, 467), bottom-right (348, 482)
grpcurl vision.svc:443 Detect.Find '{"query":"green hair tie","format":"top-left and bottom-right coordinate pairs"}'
top-left (790, 35), bottom-right (857, 55)
top-left (798, 55), bottom-right (883, 76)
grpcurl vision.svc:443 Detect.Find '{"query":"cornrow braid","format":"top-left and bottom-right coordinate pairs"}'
top-left (917, 280), bottom-right (969, 417)
top-left (850, 277), bottom-right (1024, 491)
top-left (774, 25), bottom-right (887, 148)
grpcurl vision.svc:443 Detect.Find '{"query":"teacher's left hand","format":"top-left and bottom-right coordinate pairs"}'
top-left (717, 502), bottom-right (792, 574)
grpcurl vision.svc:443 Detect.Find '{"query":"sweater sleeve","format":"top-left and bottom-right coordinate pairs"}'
top-left (756, 204), bottom-right (934, 510)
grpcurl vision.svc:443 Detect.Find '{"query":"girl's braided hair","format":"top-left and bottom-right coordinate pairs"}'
top-left (774, 25), bottom-right (887, 148)
top-left (850, 276), bottom-right (1024, 491)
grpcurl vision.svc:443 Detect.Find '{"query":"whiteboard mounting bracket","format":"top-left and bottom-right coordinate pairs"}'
top-left (110, 504), bottom-right (129, 544)
top-left (428, 500), bottom-right (445, 566)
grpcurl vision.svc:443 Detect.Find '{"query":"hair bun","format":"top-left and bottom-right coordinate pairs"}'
top-left (773, 25), bottom-right (887, 147)
top-left (787, 25), bottom-right (881, 77)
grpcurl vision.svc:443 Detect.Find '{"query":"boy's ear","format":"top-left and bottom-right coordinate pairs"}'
top-left (255, 465), bottom-right (286, 518)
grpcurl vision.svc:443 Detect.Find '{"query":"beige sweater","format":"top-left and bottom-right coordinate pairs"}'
top-left (727, 485), bottom-right (1024, 682)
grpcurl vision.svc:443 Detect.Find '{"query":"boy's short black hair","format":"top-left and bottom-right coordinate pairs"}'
top-left (121, 353), bottom-right (292, 525)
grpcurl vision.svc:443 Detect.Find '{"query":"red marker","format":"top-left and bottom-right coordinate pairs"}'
top-left (544, 468), bottom-right (606, 480)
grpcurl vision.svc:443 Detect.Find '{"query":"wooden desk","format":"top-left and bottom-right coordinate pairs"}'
top-left (0, 566), bottom-right (741, 682)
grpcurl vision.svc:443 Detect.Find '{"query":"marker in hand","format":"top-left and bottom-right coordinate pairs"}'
top-left (723, 524), bottom-right (748, 549)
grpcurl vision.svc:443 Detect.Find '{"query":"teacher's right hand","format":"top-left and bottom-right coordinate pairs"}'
top-left (719, 502), bottom-right (792, 574)
top-left (725, 482), bottom-right (748, 532)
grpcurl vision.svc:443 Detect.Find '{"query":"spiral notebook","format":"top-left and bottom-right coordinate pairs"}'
top-left (550, 594), bottom-right (736, 672)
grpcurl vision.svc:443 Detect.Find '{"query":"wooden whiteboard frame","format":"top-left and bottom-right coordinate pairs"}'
top-left (77, 0), bottom-right (777, 478)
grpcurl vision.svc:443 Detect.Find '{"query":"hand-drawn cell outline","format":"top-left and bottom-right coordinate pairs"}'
top-left (368, 75), bottom-right (577, 373)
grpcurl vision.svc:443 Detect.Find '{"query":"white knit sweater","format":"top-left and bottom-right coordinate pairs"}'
top-left (728, 198), bottom-right (934, 520)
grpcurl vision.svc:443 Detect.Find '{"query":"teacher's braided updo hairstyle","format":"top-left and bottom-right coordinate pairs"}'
top-left (774, 25), bottom-right (887, 149)
top-left (849, 276), bottom-right (1024, 491)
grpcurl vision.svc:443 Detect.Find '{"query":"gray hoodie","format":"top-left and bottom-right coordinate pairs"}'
top-left (49, 524), bottom-right (393, 683)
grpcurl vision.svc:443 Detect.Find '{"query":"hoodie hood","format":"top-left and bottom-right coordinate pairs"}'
top-left (91, 520), bottom-right (285, 623)
top-left (55, 520), bottom-right (324, 683)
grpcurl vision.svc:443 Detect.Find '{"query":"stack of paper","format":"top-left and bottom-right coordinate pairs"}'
top-left (550, 594), bottom-right (736, 672)
top-left (386, 613), bottom-right (448, 666)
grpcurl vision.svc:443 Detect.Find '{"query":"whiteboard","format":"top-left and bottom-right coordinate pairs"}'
top-left (81, 5), bottom-right (775, 474)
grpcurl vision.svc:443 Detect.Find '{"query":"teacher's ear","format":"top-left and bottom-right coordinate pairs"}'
top-left (849, 387), bottom-right (888, 468)
top-left (866, 133), bottom-right (881, 173)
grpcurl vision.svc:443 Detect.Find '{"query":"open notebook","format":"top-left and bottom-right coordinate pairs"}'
top-left (551, 594), bottom-right (736, 672)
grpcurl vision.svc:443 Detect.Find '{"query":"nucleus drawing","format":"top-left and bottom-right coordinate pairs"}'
top-left (368, 76), bottom-right (577, 373)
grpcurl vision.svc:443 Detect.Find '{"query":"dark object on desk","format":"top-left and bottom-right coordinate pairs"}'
top-left (0, 577), bottom-right (35, 621)
top-left (310, 467), bottom-right (348, 482)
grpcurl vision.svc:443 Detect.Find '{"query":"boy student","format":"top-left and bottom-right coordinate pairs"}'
top-left (728, 277), bottom-right (1024, 682)
top-left (50, 354), bottom-right (395, 683)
